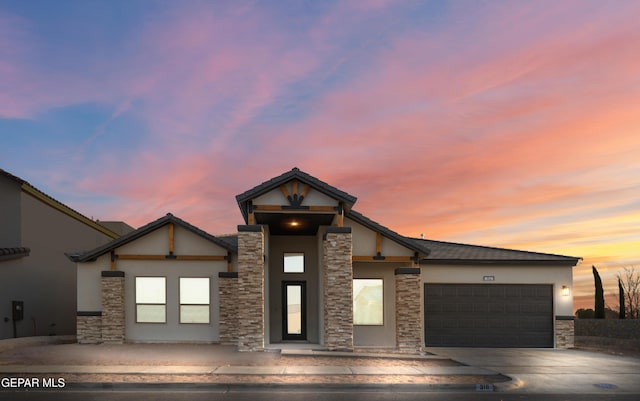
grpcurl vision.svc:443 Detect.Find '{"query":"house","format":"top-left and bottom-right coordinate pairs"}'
top-left (0, 169), bottom-right (127, 340)
top-left (71, 168), bottom-right (580, 350)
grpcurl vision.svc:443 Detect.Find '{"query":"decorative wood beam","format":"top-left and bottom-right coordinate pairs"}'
top-left (248, 201), bottom-right (255, 224)
top-left (308, 206), bottom-right (337, 212)
top-left (253, 205), bottom-right (284, 211)
top-left (375, 232), bottom-right (382, 255)
top-left (116, 254), bottom-right (227, 261)
top-left (252, 205), bottom-right (337, 212)
top-left (336, 203), bottom-right (344, 227)
top-left (353, 256), bottom-right (415, 262)
top-left (118, 254), bottom-right (166, 260)
top-left (300, 184), bottom-right (310, 199)
top-left (292, 179), bottom-right (298, 196)
top-left (227, 251), bottom-right (233, 272)
top-left (110, 251), bottom-right (117, 270)
top-left (174, 255), bottom-right (227, 261)
top-left (168, 223), bottom-right (175, 254)
top-left (280, 184), bottom-right (291, 199)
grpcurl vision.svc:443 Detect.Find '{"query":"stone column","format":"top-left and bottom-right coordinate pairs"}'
top-left (395, 268), bottom-right (422, 353)
top-left (218, 272), bottom-right (239, 344)
top-left (76, 312), bottom-right (102, 344)
top-left (237, 225), bottom-right (265, 351)
top-left (101, 271), bottom-right (125, 344)
top-left (555, 316), bottom-right (575, 348)
top-left (323, 227), bottom-right (353, 351)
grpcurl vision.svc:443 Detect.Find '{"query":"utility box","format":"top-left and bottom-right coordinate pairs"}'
top-left (12, 301), bottom-right (24, 322)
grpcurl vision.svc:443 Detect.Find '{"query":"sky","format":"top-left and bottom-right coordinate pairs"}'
top-left (1, 0), bottom-right (639, 313)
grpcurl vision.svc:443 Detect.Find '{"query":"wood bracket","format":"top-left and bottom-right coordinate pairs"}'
top-left (168, 223), bottom-right (175, 255)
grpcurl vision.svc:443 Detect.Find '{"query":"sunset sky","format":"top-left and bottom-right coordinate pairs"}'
top-left (1, 1), bottom-right (639, 312)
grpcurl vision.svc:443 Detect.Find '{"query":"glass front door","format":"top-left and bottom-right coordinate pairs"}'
top-left (282, 281), bottom-right (306, 340)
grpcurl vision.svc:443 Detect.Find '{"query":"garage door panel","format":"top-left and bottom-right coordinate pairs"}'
top-left (425, 284), bottom-right (553, 348)
top-left (488, 286), bottom-right (505, 298)
top-left (472, 286), bottom-right (488, 297)
top-left (488, 303), bottom-right (505, 313)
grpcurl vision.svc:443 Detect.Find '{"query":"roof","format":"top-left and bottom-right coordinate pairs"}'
top-left (0, 168), bottom-right (119, 239)
top-left (412, 238), bottom-right (581, 265)
top-left (236, 167), bottom-right (358, 222)
top-left (0, 247), bottom-right (31, 262)
top-left (68, 213), bottom-right (237, 262)
top-left (347, 210), bottom-right (431, 257)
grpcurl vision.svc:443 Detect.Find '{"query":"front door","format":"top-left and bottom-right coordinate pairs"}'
top-left (282, 281), bottom-right (307, 341)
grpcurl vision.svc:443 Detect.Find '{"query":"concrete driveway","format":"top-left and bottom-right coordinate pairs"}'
top-left (430, 347), bottom-right (640, 394)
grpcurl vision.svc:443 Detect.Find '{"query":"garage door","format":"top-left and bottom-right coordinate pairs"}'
top-left (424, 284), bottom-right (553, 347)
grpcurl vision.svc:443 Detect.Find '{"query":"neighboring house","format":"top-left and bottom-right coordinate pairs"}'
top-left (71, 168), bottom-right (580, 351)
top-left (0, 169), bottom-right (127, 340)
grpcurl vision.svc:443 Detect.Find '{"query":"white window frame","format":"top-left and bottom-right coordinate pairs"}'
top-left (284, 252), bottom-right (305, 273)
top-left (135, 276), bottom-right (167, 324)
top-left (179, 277), bottom-right (211, 324)
top-left (353, 278), bottom-right (384, 326)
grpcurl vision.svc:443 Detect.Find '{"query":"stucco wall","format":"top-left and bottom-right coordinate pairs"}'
top-left (421, 264), bottom-right (574, 316)
top-left (0, 176), bottom-right (21, 246)
top-left (346, 218), bottom-right (414, 257)
top-left (0, 193), bottom-right (113, 339)
top-left (353, 263), bottom-right (400, 347)
top-left (76, 224), bottom-right (231, 342)
top-left (122, 259), bottom-right (226, 342)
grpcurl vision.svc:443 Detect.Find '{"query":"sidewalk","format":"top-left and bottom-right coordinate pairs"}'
top-left (4, 337), bottom-right (640, 394)
top-left (0, 337), bottom-right (506, 388)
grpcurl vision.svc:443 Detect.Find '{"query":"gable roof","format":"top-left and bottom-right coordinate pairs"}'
top-left (412, 238), bottom-right (581, 265)
top-left (347, 210), bottom-right (431, 256)
top-left (236, 167), bottom-right (358, 222)
top-left (68, 213), bottom-right (237, 262)
top-left (1, 168), bottom-right (119, 239)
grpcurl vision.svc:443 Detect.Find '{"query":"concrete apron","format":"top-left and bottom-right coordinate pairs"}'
top-left (429, 347), bottom-right (640, 394)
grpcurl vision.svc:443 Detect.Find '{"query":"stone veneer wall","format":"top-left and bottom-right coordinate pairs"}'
top-left (395, 268), bottom-right (422, 353)
top-left (101, 271), bottom-right (125, 344)
top-left (237, 225), bottom-right (265, 351)
top-left (76, 314), bottom-right (102, 344)
top-left (555, 317), bottom-right (574, 348)
top-left (323, 227), bottom-right (353, 351)
top-left (218, 272), bottom-right (239, 344)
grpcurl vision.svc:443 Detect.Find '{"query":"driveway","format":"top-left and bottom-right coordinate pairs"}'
top-left (430, 347), bottom-right (640, 394)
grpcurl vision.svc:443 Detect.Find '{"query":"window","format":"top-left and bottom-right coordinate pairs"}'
top-left (284, 253), bottom-right (304, 273)
top-left (136, 277), bottom-right (166, 323)
top-left (179, 277), bottom-right (210, 324)
top-left (353, 279), bottom-right (383, 325)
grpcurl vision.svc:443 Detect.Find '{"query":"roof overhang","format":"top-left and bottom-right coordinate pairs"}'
top-left (0, 247), bottom-right (31, 262)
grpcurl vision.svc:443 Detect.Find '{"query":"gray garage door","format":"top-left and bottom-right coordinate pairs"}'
top-left (424, 284), bottom-right (553, 347)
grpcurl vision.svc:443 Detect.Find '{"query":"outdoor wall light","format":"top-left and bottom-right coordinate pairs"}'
top-left (562, 285), bottom-right (570, 296)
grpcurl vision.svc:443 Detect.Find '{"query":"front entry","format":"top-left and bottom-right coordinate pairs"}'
top-left (282, 281), bottom-right (307, 341)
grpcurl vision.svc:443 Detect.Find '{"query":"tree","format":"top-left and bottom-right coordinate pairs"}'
top-left (575, 308), bottom-right (594, 319)
top-left (619, 277), bottom-right (626, 319)
top-left (593, 265), bottom-right (605, 319)
top-left (617, 267), bottom-right (640, 319)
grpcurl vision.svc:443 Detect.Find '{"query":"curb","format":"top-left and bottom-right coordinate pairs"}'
top-left (493, 375), bottom-right (524, 392)
top-left (1, 381), bottom-right (483, 393)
